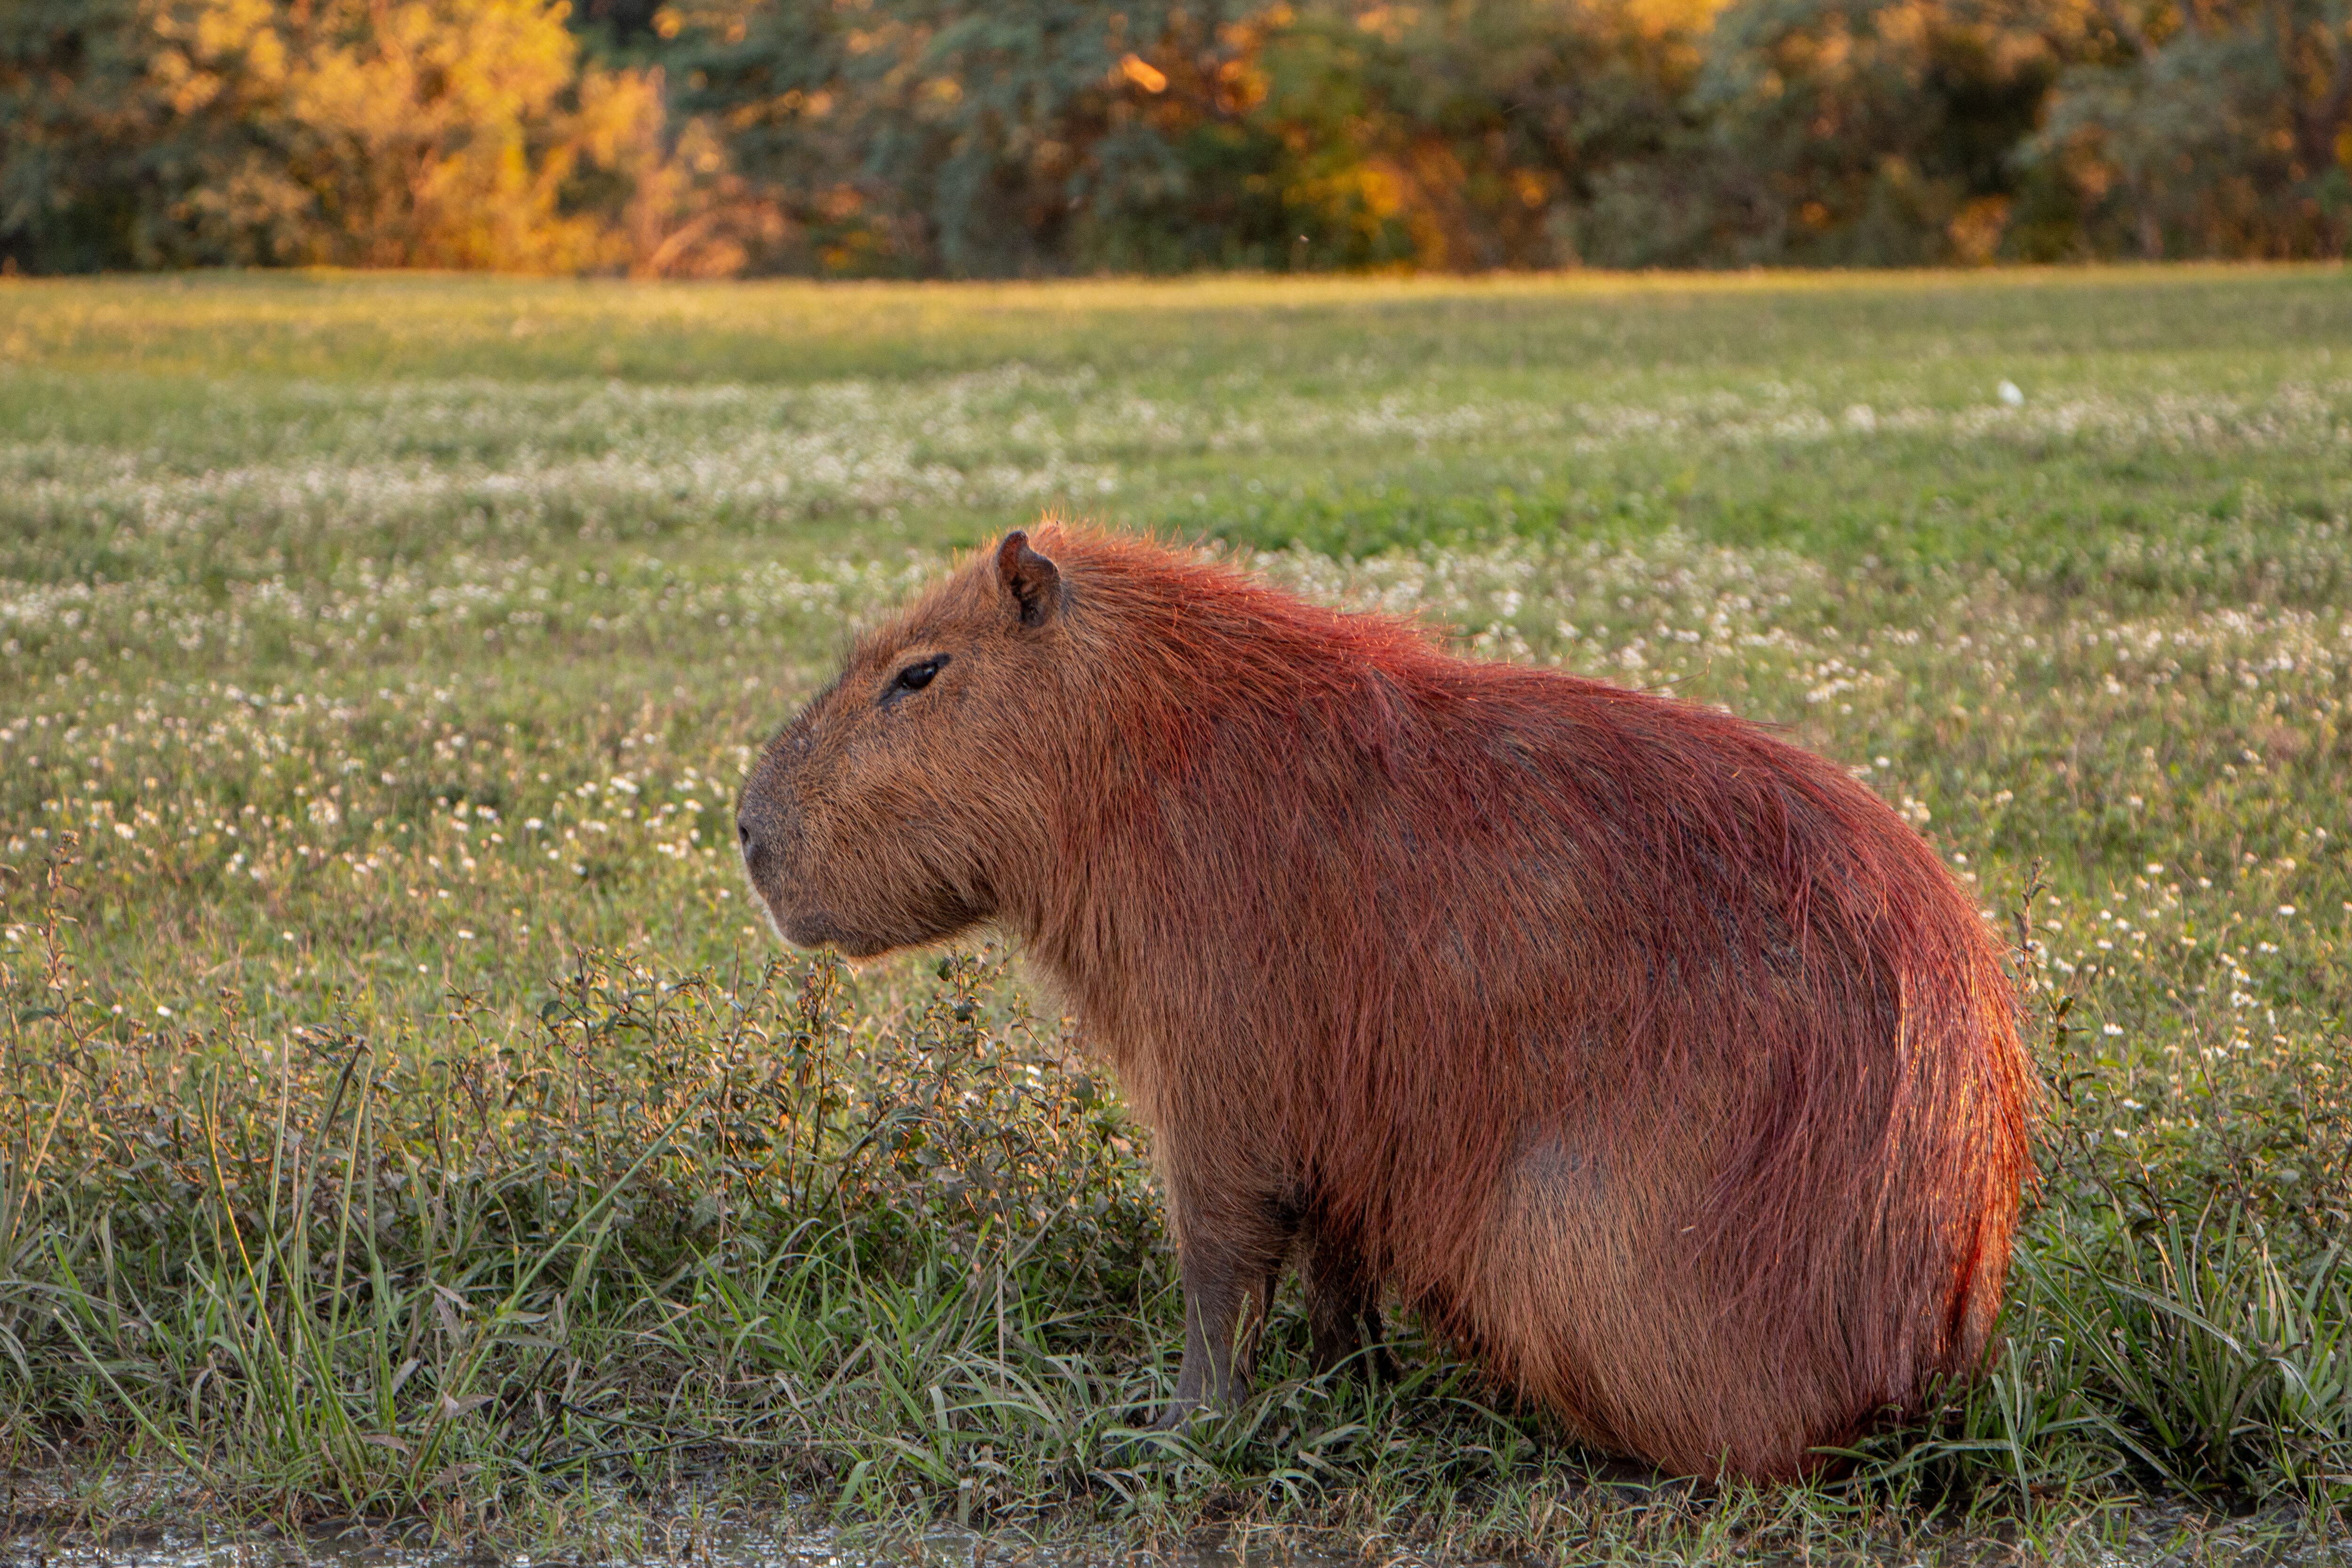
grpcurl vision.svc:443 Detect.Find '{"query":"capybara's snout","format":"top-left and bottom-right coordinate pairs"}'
top-left (733, 793), bottom-right (785, 881)
top-left (734, 739), bottom-right (809, 937)
top-left (736, 725), bottom-right (901, 954)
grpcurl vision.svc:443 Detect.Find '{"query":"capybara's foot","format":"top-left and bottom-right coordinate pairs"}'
top-left (1150, 1394), bottom-right (1205, 1432)
top-left (1100, 1397), bottom-right (1204, 1465)
top-left (1308, 1337), bottom-right (1398, 1388)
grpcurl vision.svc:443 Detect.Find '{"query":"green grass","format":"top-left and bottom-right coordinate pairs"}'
top-left (2, 266), bottom-right (2350, 1561)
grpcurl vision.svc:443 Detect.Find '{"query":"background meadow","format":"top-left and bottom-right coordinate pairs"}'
top-left (1, 266), bottom-right (2350, 1560)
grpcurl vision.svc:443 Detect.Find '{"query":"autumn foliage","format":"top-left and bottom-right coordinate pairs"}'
top-left (0, 0), bottom-right (759, 273)
top-left (5, 0), bottom-right (2348, 272)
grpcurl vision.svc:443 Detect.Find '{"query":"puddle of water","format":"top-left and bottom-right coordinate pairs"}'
top-left (0, 1523), bottom-right (1372, 1568)
top-left (4, 1474), bottom-right (2345, 1568)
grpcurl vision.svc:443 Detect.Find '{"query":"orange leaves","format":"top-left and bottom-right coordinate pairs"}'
top-left (1117, 51), bottom-right (1168, 92)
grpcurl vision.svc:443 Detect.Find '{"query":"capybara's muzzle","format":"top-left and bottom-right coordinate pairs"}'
top-left (735, 759), bottom-right (803, 927)
top-left (736, 761), bottom-right (859, 950)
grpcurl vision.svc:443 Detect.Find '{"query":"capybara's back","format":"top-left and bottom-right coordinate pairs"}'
top-left (737, 524), bottom-right (2033, 1481)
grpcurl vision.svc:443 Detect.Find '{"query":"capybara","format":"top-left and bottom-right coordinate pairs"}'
top-left (735, 523), bottom-right (2031, 1481)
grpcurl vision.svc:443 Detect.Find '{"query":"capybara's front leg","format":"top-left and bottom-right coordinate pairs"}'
top-left (1158, 1218), bottom-right (1293, 1427)
top-left (1301, 1226), bottom-right (1391, 1382)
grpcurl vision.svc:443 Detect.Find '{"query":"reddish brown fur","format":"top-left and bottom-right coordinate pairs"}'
top-left (735, 524), bottom-right (2032, 1481)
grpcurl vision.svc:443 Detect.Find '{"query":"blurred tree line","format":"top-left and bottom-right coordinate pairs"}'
top-left (5, 0), bottom-right (2350, 273)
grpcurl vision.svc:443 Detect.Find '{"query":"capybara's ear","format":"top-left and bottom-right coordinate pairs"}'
top-left (997, 530), bottom-right (1063, 628)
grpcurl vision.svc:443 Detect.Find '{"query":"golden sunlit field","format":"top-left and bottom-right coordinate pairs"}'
top-left (2, 268), bottom-right (2349, 1562)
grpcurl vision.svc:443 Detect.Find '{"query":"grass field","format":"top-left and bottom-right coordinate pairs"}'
top-left (2, 266), bottom-right (2350, 1562)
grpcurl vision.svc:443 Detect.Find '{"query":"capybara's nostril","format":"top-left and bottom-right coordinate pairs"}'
top-left (737, 819), bottom-right (755, 857)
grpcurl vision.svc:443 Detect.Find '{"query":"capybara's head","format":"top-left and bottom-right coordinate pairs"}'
top-left (736, 529), bottom-right (1068, 958)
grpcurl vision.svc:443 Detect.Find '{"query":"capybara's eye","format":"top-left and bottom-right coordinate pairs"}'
top-left (892, 654), bottom-right (949, 695)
